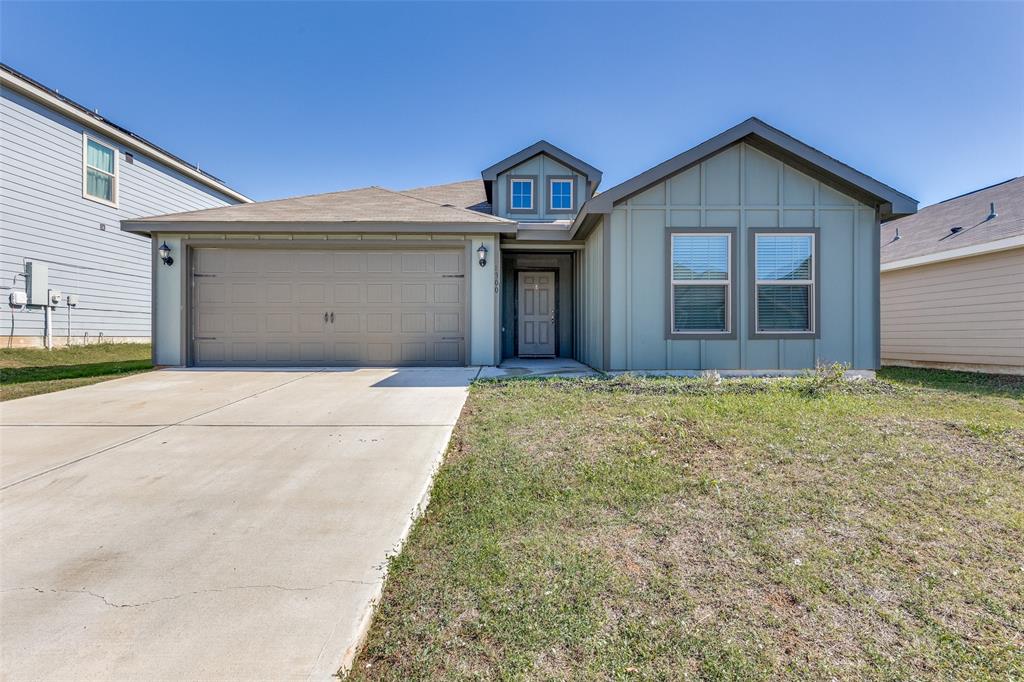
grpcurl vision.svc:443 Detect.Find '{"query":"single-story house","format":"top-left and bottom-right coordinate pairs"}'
top-left (123, 117), bottom-right (917, 371)
top-left (880, 176), bottom-right (1023, 375)
top-left (0, 63), bottom-right (249, 348)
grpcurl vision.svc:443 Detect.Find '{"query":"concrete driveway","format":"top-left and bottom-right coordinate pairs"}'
top-left (0, 367), bottom-right (476, 681)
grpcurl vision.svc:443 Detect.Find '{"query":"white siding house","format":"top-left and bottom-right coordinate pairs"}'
top-left (0, 64), bottom-right (249, 347)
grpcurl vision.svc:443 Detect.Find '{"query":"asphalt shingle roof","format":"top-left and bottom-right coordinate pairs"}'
top-left (130, 185), bottom-right (510, 225)
top-left (400, 180), bottom-right (491, 214)
top-left (880, 177), bottom-right (1023, 264)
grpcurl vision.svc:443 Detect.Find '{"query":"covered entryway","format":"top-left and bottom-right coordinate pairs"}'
top-left (191, 247), bottom-right (466, 366)
top-left (501, 250), bottom-right (575, 361)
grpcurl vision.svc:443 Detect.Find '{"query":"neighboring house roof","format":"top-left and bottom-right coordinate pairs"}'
top-left (0, 62), bottom-right (251, 203)
top-left (121, 185), bottom-right (515, 235)
top-left (571, 117), bottom-right (918, 238)
top-left (401, 179), bottom-right (491, 214)
top-left (880, 176), bottom-right (1023, 270)
top-left (480, 140), bottom-right (603, 203)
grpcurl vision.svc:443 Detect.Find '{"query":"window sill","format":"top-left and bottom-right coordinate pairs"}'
top-left (665, 331), bottom-right (738, 341)
top-left (749, 330), bottom-right (819, 340)
top-left (83, 192), bottom-right (119, 209)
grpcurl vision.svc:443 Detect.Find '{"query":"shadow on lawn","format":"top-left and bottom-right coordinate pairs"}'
top-left (879, 366), bottom-right (1024, 399)
top-left (0, 360), bottom-right (152, 385)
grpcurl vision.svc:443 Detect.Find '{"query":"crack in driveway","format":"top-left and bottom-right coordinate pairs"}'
top-left (3, 578), bottom-right (377, 609)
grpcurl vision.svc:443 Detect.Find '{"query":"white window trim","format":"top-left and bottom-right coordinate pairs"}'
top-left (548, 178), bottom-right (574, 211)
top-left (510, 178), bottom-right (534, 210)
top-left (670, 232), bottom-right (732, 334)
top-left (82, 132), bottom-right (119, 208)
top-left (754, 232), bottom-right (816, 334)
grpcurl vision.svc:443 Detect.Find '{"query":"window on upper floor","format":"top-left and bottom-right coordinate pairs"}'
top-left (670, 233), bottom-right (732, 334)
top-left (510, 178), bottom-right (534, 211)
top-left (83, 134), bottom-right (118, 206)
top-left (549, 178), bottom-right (574, 211)
top-left (754, 233), bottom-right (816, 335)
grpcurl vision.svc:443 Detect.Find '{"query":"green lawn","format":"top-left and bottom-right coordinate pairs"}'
top-left (0, 343), bottom-right (152, 401)
top-left (352, 367), bottom-right (1024, 681)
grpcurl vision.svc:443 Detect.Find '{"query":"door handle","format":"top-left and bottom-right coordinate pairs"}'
top-left (330, 312), bottom-right (334, 323)
top-left (324, 312), bottom-right (328, 323)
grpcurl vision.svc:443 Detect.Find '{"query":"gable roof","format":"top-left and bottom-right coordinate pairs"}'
top-left (880, 176), bottom-right (1023, 268)
top-left (480, 140), bottom-right (603, 203)
top-left (121, 185), bottom-right (515, 235)
top-left (0, 63), bottom-right (251, 204)
top-left (571, 117), bottom-right (917, 238)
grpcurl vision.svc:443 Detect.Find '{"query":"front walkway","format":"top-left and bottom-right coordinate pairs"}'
top-left (478, 357), bottom-right (598, 379)
top-left (0, 367), bottom-right (474, 680)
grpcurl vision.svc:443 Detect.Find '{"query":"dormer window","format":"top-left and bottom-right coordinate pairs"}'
top-left (509, 177), bottom-right (534, 212)
top-left (549, 178), bottom-right (574, 212)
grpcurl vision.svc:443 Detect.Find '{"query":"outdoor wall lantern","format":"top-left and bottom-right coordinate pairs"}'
top-left (159, 242), bottom-right (174, 266)
top-left (477, 243), bottom-right (488, 268)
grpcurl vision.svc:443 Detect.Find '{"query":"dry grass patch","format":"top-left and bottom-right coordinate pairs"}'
top-left (352, 369), bottom-right (1024, 681)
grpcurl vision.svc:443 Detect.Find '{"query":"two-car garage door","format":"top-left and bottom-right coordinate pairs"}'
top-left (191, 248), bottom-right (466, 366)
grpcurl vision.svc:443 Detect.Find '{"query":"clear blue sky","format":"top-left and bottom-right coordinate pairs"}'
top-left (2, 1), bottom-right (1021, 206)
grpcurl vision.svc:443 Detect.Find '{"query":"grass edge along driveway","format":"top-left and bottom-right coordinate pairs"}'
top-left (0, 343), bottom-right (152, 401)
top-left (351, 367), bottom-right (1024, 681)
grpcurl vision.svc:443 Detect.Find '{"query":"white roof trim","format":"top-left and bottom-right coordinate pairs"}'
top-left (881, 234), bottom-right (1024, 272)
top-left (1, 68), bottom-right (251, 204)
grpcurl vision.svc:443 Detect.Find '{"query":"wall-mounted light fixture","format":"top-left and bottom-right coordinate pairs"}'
top-left (158, 242), bottom-right (174, 266)
top-left (477, 243), bottom-right (488, 268)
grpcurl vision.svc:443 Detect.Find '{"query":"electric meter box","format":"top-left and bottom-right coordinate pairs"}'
top-left (48, 290), bottom-right (62, 306)
top-left (25, 261), bottom-right (48, 306)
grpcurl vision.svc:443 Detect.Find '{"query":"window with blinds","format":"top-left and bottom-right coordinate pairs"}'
top-left (670, 233), bottom-right (731, 333)
top-left (83, 135), bottom-right (118, 206)
top-left (754, 233), bottom-right (815, 333)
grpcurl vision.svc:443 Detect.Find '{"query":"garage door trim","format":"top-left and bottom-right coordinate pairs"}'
top-left (181, 239), bottom-right (473, 367)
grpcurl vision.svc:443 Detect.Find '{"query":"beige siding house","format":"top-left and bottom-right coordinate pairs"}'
top-left (880, 177), bottom-right (1024, 374)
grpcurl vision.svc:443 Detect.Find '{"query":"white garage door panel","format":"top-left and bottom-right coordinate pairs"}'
top-left (191, 248), bottom-right (466, 366)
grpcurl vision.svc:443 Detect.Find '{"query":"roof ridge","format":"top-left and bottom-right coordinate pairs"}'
top-left (380, 185), bottom-right (512, 223)
top-left (935, 176), bottom-right (1022, 206)
top-left (402, 179), bottom-right (481, 193)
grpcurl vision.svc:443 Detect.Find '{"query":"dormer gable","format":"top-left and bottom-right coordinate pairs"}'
top-left (481, 141), bottom-right (601, 221)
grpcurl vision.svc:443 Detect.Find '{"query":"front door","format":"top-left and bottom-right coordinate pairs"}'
top-left (517, 271), bottom-right (556, 357)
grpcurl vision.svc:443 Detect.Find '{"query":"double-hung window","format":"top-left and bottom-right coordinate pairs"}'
top-left (549, 178), bottom-right (574, 211)
top-left (754, 233), bottom-right (816, 334)
top-left (669, 232), bottom-right (732, 334)
top-left (83, 135), bottom-right (118, 206)
top-left (510, 178), bottom-right (534, 211)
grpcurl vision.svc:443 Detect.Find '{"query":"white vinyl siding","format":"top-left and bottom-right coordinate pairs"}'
top-left (670, 233), bottom-right (731, 333)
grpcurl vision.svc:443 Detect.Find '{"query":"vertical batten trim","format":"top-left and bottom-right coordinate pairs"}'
top-left (872, 211), bottom-right (882, 369)
top-left (602, 219), bottom-right (611, 371)
top-left (852, 208), bottom-right (859, 366)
